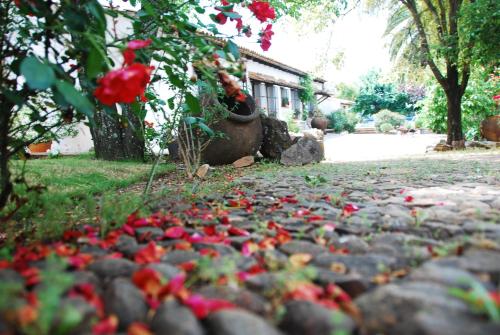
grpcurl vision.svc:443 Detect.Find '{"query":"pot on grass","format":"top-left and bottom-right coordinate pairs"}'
top-left (28, 141), bottom-right (52, 153)
top-left (201, 95), bottom-right (263, 165)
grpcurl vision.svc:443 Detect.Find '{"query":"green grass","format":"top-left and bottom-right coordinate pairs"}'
top-left (11, 154), bottom-right (176, 198)
top-left (3, 154), bottom-right (176, 242)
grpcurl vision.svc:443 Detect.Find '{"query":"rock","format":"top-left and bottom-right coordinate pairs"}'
top-left (161, 250), bottom-right (201, 265)
top-left (279, 300), bottom-right (355, 335)
top-left (233, 156), bottom-right (254, 168)
top-left (335, 236), bottom-right (370, 254)
top-left (356, 282), bottom-right (471, 335)
top-left (205, 309), bottom-right (283, 335)
top-left (104, 278), bottom-right (148, 331)
top-left (465, 140), bottom-right (496, 149)
top-left (303, 129), bottom-right (324, 141)
top-left (196, 285), bottom-right (270, 316)
top-left (415, 308), bottom-right (500, 335)
top-left (150, 300), bottom-right (205, 335)
top-left (88, 258), bottom-right (139, 280)
top-left (409, 263), bottom-right (490, 290)
top-left (280, 137), bottom-right (324, 166)
top-left (196, 164), bottom-right (210, 179)
top-left (433, 141), bottom-right (452, 152)
top-left (136, 227), bottom-right (164, 241)
top-left (313, 253), bottom-right (397, 277)
top-left (115, 235), bottom-right (140, 257)
top-left (260, 115), bottom-right (292, 160)
top-left (279, 240), bottom-right (327, 258)
top-left (314, 269), bottom-right (369, 298)
top-left (146, 263), bottom-right (182, 281)
top-left (71, 271), bottom-right (102, 293)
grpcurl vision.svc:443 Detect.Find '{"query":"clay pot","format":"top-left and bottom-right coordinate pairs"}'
top-left (480, 115), bottom-right (500, 142)
top-left (28, 141), bottom-right (52, 153)
top-left (311, 117), bottom-right (328, 132)
top-left (202, 96), bottom-right (263, 165)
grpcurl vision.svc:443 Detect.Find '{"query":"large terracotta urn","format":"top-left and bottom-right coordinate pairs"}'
top-left (28, 141), bottom-right (52, 153)
top-left (311, 117), bottom-right (328, 133)
top-left (480, 115), bottom-right (500, 142)
top-left (201, 95), bottom-right (263, 165)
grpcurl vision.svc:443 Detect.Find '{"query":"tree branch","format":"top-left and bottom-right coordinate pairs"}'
top-left (401, 0), bottom-right (447, 88)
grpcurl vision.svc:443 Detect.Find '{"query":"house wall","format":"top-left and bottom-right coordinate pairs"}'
top-left (245, 59), bottom-right (303, 121)
top-left (318, 97), bottom-right (354, 115)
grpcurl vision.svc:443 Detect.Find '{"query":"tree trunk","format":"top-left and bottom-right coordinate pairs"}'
top-left (0, 99), bottom-right (13, 210)
top-left (90, 105), bottom-right (145, 161)
top-left (444, 65), bottom-right (465, 148)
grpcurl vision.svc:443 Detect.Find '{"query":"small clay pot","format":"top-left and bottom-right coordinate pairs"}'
top-left (28, 141), bottom-right (52, 153)
top-left (311, 117), bottom-right (328, 132)
top-left (480, 115), bottom-right (500, 142)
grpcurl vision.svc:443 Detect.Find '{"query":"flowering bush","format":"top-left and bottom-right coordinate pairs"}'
top-left (0, 0), bottom-right (280, 211)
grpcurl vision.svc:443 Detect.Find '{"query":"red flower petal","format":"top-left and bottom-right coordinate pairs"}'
top-left (127, 39), bottom-right (152, 50)
top-left (165, 226), bottom-right (186, 239)
top-left (134, 242), bottom-right (165, 264)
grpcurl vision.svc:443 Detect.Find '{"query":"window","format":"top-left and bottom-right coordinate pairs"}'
top-left (280, 87), bottom-right (290, 107)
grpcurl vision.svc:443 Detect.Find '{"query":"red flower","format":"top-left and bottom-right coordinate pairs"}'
top-left (134, 242), bottom-right (165, 264)
top-left (248, 1), bottom-right (276, 22)
top-left (132, 268), bottom-right (164, 297)
top-left (123, 49), bottom-right (136, 66)
top-left (94, 63), bottom-right (153, 106)
top-left (404, 195), bottom-right (414, 203)
top-left (127, 39), bottom-right (152, 50)
top-left (92, 315), bottom-right (118, 335)
top-left (493, 95), bottom-right (500, 101)
top-left (342, 203), bottom-right (359, 216)
top-left (228, 226), bottom-right (250, 237)
top-left (183, 294), bottom-right (235, 319)
top-left (128, 323), bottom-right (153, 335)
top-left (165, 226), bottom-right (187, 239)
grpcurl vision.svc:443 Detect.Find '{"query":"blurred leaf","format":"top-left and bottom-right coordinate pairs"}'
top-left (20, 57), bottom-right (55, 90)
top-left (55, 81), bottom-right (93, 120)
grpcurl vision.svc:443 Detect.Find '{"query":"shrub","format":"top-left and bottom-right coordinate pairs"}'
top-left (373, 109), bottom-right (405, 131)
top-left (379, 123), bottom-right (394, 133)
top-left (327, 110), bottom-right (360, 133)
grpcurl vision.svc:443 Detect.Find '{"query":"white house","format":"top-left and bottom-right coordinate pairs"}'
top-left (51, 30), bottom-right (334, 155)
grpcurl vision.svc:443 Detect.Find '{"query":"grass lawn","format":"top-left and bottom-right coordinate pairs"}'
top-left (3, 155), bottom-right (176, 242)
top-left (11, 154), bottom-right (176, 198)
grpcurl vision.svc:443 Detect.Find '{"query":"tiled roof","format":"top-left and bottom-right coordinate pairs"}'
top-left (202, 32), bottom-right (326, 83)
top-left (248, 72), bottom-right (303, 89)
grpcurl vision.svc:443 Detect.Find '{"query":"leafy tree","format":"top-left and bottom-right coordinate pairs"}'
top-left (385, 0), bottom-right (500, 147)
top-left (335, 82), bottom-right (359, 101)
top-left (419, 68), bottom-right (499, 139)
top-left (352, 70), bottom-right (420, 116)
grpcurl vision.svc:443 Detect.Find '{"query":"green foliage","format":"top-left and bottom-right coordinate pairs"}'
top-left (419, 69), bottom-right (499, 139)
top-left (286, 117), bottom-right (300, 133)
top-left (299, 74), bottom-right (316, 105)
top-left (373, 109), bottom-right (405, 131)
top-left (352, 70), bottom-right (420, 116)
top-left (335, 82), bottom-right (358, 101)
top-left (379, 122), bottom-right (395, 133)
top-left (326, 110), bottom-right (360, 133)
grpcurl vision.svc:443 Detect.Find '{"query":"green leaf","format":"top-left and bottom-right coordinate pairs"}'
top-left (226, 40), bottom-right (240, 59)
top-left (198, 122), bottom-right (215, 137)
top-left (54, 81), bottom-right (94, 119)
top-left (20, 57), bottom-right (55, 90)
top-left (184, 116), bottom-right (198, 125)
top-left (185, 93), bottom-right (201, 114)
top-left (223, 11), bottom-right (242, 19)
top-left (86, 46), bottom-right (105, 79)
